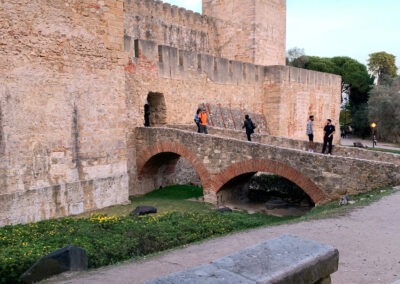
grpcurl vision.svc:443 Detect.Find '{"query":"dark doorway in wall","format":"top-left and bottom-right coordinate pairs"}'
top-left (146, 92), bottom-right (167, 127)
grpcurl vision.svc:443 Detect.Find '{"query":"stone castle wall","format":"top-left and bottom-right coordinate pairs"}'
top-left (203, 0), bottom-right (286, 66)
top-left (0, 0), bottom-right (343, 225)
top-left (264, 66), bottom-right (342, 143)
top-left (0, 0), bottom-right (129, 225)
top-left (124, 0), bottom-right (219, 55)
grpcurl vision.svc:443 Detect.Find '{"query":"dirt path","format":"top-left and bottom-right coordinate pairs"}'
top-left (48, 190), bottom-right (400, 284)
top-left (341, 137), bottom-right (400, 151)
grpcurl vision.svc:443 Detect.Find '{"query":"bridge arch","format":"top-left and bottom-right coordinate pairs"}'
top-left (136, 141), bottom-right (212, 191)
top-left (213, 159), bottom-right (327, 204)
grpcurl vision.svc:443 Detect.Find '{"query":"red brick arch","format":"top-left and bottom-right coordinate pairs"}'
top-left (213, 159), bottom-right (327, 204)
top-left (136, 141), bottom-right (212, 189)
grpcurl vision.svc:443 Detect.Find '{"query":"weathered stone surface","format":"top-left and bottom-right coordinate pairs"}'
top-left (146, 264), bottom-right (253, 284)
top-left (211, 235), bottom-right (338, 284)
top-left (20, 245), bottom-right (87, 283)
top-left (136, 127), bottom-right (400, 204)
top-left (130, 206), bottom-right (157, 216)
top-left (146, 235), bottom-right (339, 284)
top-left (169, 126), bottom-right (400, 166)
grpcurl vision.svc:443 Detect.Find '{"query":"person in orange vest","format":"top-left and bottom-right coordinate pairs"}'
top-left (198, 108), bottom-right (208, 134)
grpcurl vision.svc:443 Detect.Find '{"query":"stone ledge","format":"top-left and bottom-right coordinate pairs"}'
top-left (145, 235), bottom-right (339, 284)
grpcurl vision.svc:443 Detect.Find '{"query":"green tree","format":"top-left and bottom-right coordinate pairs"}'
top-left (368, 52), bottom-right (398, 85)
top-left (368, 77), bottom-right (400, 142)
top-left (303, 56), bottom-right (374, 135)
top-left (286, 47), bottom-right (308, 68)
top-left (340, 101), bottom-right (352, 128)
top-left (305, 56), bottom-right (373, 104)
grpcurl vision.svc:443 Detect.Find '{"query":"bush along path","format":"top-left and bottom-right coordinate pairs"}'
top-left (0, 185), bottom-right (397, 283)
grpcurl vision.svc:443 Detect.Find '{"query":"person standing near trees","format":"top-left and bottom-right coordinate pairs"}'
top-left (198, 108), bottom-right (208, 134)
top-left (306, 115), bottom-right (314, 152)
top-left (322, 119), bottom-right (336, 155)
top-left (242, 115), bottom-right (256, 141)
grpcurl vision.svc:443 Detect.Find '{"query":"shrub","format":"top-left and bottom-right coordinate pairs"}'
top-left (0, 211), bottom-right (288, 283)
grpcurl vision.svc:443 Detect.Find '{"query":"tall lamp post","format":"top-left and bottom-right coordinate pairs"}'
top-left (371, 122), bottom-right (377, 148)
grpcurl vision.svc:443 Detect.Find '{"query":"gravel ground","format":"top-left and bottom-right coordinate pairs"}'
top-left (341, 137), bottom-right (400, 151)
top-left (47, 190), bottom-right (400, 284)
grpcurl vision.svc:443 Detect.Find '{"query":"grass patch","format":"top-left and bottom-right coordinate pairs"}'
top-left (365, 147), bottom-right (400, 155)
top-left (0, 185), bottom-right (397, 283)
top-left (77, 185), bottom-right (211, 218)
top-left (300, 187), bottom-right (396, 220)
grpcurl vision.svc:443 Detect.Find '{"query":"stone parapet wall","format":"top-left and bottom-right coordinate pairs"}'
top-left (127, 39), bottom-right (341, 89)
top-left (265, 65), bottom-right (342, 87)
top-left (125, 39), bottom-right (267, 85)
top-left (168, 125), bottom-right (400, 166)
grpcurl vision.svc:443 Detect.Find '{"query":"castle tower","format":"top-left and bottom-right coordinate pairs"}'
top-left (203, 0), bottom-right (286, 66)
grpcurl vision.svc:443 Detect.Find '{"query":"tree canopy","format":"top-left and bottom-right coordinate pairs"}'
top-left (368, 52), bottom-right (398, 85)
top-left (368, 77), bottom-right (400, 142)
top-left (303, 56), bottom-right (374, 106)
top-left (286, 47), bottom-right (308, 68)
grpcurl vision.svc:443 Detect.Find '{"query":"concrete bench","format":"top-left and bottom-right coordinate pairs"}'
top-left (146, 235), bottom-right (339, 284)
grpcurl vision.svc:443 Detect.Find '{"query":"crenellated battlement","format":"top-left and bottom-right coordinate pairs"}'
top-left (126, 38), bottom-right (341, 87)
top-left (125, 0), bottom-right (212, 31)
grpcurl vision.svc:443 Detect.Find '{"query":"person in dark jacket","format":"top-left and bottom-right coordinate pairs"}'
top-left (194, 108), bottom-right (201, 133)
top-left (144, 104), bottom-right (150, 127)
top-left (242, 115), bottom-right (256, 141)
top-left (322, 119), bottom-right (336, 155)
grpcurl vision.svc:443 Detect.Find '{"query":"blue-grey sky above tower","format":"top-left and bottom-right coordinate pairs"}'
top-left (162, 0), bottom-right (400, 68)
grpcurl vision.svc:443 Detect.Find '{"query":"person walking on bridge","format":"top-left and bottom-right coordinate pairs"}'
top-left (243, 115), bottom-right (256, 141)
top-left (198, 108), bottom-right (208, 134)
top-left (144, 104), bottom-right (150, 127)
top-left (322, 119), bottom-right (335, 155)
top-left (306, 115), bottom-right (314, 152)
top-left (194, 108), bottom-right (201, 133)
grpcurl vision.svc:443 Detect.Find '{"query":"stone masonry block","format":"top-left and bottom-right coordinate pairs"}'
top-left (146, 235), bottom-right (339, 284)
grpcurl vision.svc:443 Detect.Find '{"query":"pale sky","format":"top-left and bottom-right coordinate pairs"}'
top-left (162, 0), bottom-right (400, 68)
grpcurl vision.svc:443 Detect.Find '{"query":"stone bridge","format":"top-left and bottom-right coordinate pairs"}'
top-left (135, 127), bottom-right (400, 205)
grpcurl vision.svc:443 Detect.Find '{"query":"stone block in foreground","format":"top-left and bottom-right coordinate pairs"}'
top-left (146, 234), bottom-right (339, 284)
top-left (20, 245), bottom-right (88, 283)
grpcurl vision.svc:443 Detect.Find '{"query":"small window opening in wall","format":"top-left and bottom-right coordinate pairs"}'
top-left (243, 65), bottom-right (247, 79)
top-left (147, 92), bottom-right (167, 126)
top-left (197, 54), bottom-right (202, 70)
top-left (179, 50), bottom-right (184, 66)
top-left (213, 57), bottom-right (217, 71)
top-left (134, 39), bottom-right (139, 58)
top-left (228, 61), bottom-right (233, 74)
top-left (158, 46), bottom-right (163, 63)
